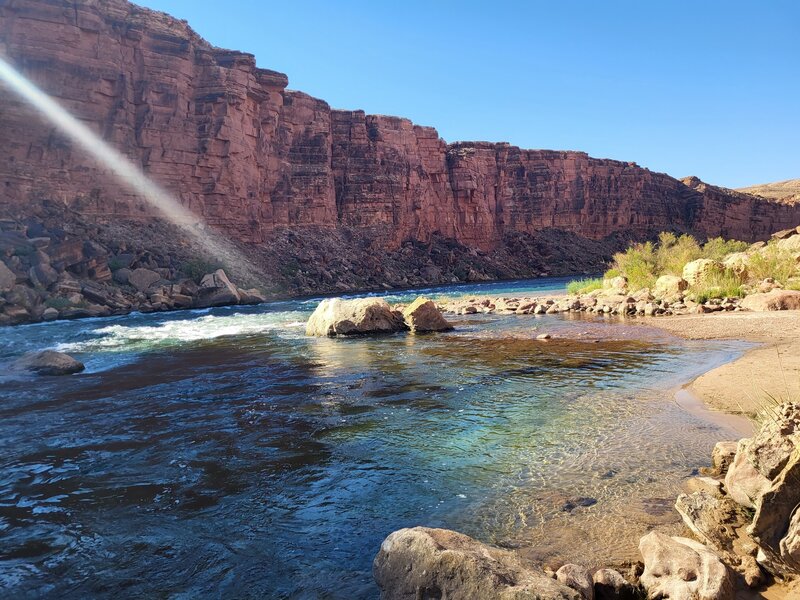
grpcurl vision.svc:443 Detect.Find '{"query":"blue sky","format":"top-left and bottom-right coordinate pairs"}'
top-left (137, 0), bottom-right (798, 188)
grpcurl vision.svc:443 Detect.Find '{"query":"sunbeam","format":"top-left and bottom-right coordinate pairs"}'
top-left (0, 55), bottom-right (260, 282)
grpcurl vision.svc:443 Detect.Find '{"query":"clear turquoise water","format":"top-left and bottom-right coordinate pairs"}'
top-left (0, 277), bottom-right (747, 598)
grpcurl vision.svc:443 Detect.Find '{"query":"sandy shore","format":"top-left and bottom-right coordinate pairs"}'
top-left (634, 311), bottom-right (800, 599)
top-left (640, 311), bottom-right (800, 419)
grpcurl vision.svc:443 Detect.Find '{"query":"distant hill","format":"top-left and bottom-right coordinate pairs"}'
top-left (737, 179), bottom-right (800, 203)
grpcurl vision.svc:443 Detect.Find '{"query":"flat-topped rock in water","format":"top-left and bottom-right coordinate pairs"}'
top-left (373, 527), bottom-right (580, 600)
top-left (13, 350), bottom-right (85, 376)
top-left (306, 298), bottom-right (406, 336)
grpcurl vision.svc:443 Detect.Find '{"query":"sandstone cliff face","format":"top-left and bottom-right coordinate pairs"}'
top-left (0, 0), bottom-right (798, 253)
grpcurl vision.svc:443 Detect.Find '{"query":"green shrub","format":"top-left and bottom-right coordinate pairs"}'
top-left (655, 232), bottom-right (702, 275)
top-left (607, 232), bottom-right (797, 294)
top-left (567, 277), bottom-right (603, 295)
top-left (181, 258), bottom-right (223, 281)
top-left (608, 241), bottom-right (657, 291)
top-left (702, 237), bottom-right (749, 260)
top-left (747, 244), bottom-right (798, 284)
top-left (690, 268), bottom-right (745, 303)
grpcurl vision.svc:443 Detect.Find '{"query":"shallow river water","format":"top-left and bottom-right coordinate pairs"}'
top-left (0, 277), bottom-right (748, 598)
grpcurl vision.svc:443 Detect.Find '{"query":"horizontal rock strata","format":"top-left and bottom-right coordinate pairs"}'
top-left (1, 0), bottom-right (799, 257)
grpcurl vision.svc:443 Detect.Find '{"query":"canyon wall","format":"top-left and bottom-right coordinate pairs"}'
top-left (0, 0), bottom-right (799, 254)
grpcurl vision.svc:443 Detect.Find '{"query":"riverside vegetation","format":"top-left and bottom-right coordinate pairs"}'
top-left (441, 227), bottom-right (800, 320)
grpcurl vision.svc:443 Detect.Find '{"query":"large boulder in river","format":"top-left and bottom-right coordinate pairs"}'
top-left (195, 269), bottom-right (241, 308)
top-left (14, 350), bottom-right (84, 376)
top-left (740, 290), bottom-right (800, 311)
top-left (306, 298), bottom-right (405, 337)
top-left (402, 297), bottom-right (453, 333)
top-left (639, 532), bottom-right (733, 600)
top-left (373, 527), bottom-right (580, 600)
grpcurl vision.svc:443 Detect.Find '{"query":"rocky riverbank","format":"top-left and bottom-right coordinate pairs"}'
top-left (0, 202), bottom-right (634, 327)
top-left (436, 276), bottom-right (799, 320)
top-left (373, 401), bottom-right (800, 599)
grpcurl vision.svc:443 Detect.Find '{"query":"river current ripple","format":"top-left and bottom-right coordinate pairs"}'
top-left (0, 277), bottom-right (747, 598)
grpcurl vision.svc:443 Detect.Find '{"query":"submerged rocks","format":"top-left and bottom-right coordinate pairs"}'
top-left (639, 532), bottom-right (733, 600)
top-left (401, 297), bottom-right (453, 333)
top-left (373, 527), bottom-right (580, 600)
top-left (370, 403), bottom-right (800, 599)
top-left (306, 298), bottom-right (405, 336)
top-left (14, 350), bottom-right (84, 376)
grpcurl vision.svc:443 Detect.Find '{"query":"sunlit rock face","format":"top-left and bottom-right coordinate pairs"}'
top-left (1, 0), bottom-right (799, 252)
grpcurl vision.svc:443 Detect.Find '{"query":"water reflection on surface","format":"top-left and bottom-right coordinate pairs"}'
top-left (0, 280), bottom-right (748, 598)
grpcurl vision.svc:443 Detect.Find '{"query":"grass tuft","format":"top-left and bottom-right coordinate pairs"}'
top-left (567, 277), bottom-right (603, 295)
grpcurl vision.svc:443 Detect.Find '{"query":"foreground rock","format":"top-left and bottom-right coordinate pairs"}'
top-left (306, 298), bottom-right (406, 336)
top-left (592, 569), bottom-right (637, 600)
top-left (373, 527), bottom-right (580, 600)
top-left (639, 532), bottom-right (733, 600)
top-left (14, 350), bottom-right (84, 376)
top-left (373, 403), bottom-right (800, 598)
top-left (401, 297), bottom-right (453, 333)
top-left (739, 289), bottom-right (800, 311)
top-left (682, 258), bottom-right (722, 286)
top-left (556, 564), bottom-right (594, 600)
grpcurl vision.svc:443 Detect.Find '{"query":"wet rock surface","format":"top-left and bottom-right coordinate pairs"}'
top-left (13, 350), bottom-right (84, 376)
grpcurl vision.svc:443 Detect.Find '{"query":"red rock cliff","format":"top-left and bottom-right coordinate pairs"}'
top-left (0, 0), bottom-right (798, 251)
